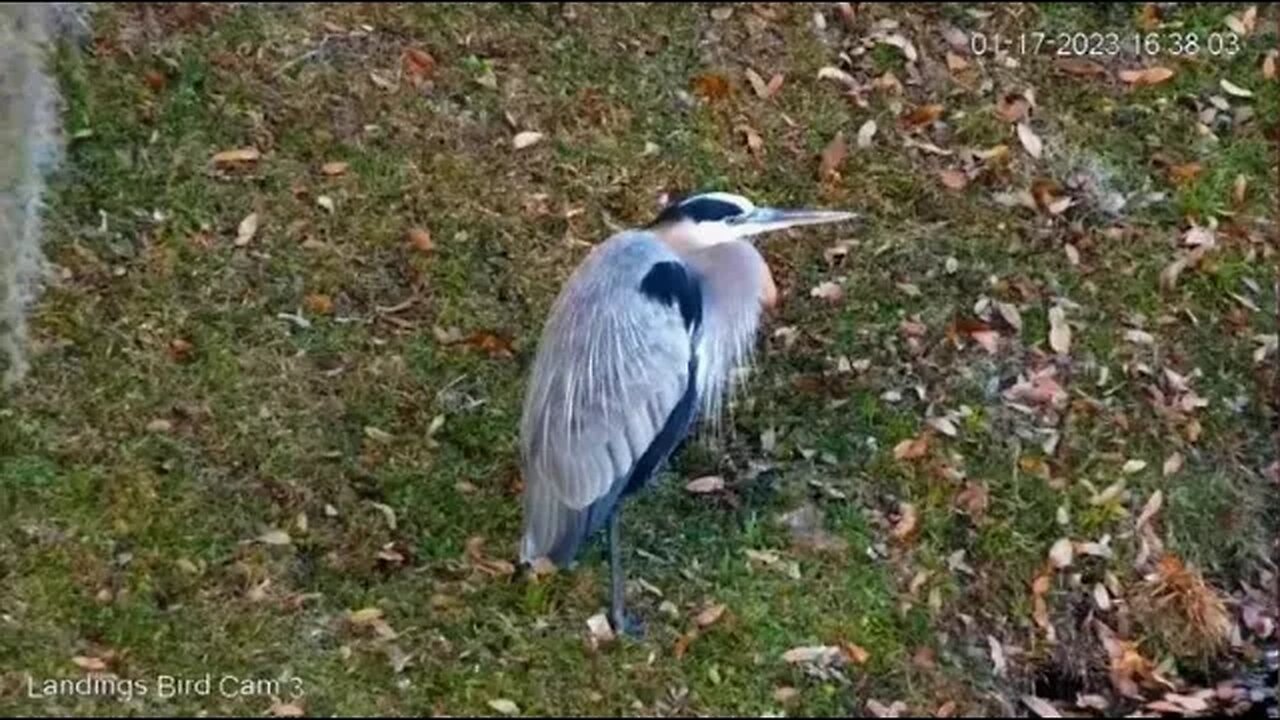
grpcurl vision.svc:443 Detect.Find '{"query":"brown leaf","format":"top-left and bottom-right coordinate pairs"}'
top-left (407, 227), bottom-right (434, 253)
top-left (945, 52), bottom-right (969, 72)
top-left (900, 104), bottom-right (944, 131)
top-left (143, 69), bottom-right (167, 92)
top-left (1167, 162), bottom-right (1203, 186)
top-left (954, 481), bottom-right (989, 520)
top-left (1137, 3), bottom-right (1160, 31)
top-left (1232, 174), bottom-right (1248, 206)
top-left (695, 603), bottom-right (727, 628)
top-left (938, 168), bottom-right (968, 191)
top-left (1162, 452), bottom-right (1184, 477)
top-left (891, 502), bottom-right (919, 542)
top-left (72, 655), bottom-right (108, 672)
top-left (1048, 537), bottom-right (1074, 569)
top-left (685, 475), bottom-right (725, 494)
top-left (841, 642), bottom-right (871, 665)
top-left (738, 125), bottom-right (764, 157)
top-left (745, 67), bottom-right (769, 99)
top-left (212, 147), bottom-right (261, 165)
top-left (1118, 66), bottom-right (1175, 86)
top-left (1056, 58), bottom-right (1107, 78)
top-left (512, 131), bottom-right (545, 150)
top-left (463, 331), bottom-right (515, 359)
top-left (673, 628), bottom-right (699, 659)
top-left (304, 293), bottom-right (334, 315)
top-left (971, 330), bottom-right (1000, 354)
top-left (893, 436), bottom-right (929, 461)
top-left (402, 48), bottom-right (436, 79)
top-left (268, 702), bottom-right (306, 717)
top-left (168, 338), bottom-right (195, 362)
top-left (935, 700), bottom-right (958, 718)
top-left (321, 161), bottom-right (349, 176)
top-left (856, 119), bottom-right (878, 148)
top-left (691, 72), bottom-right (731, 102)
top-left (818, 132), bottom-right (848, 181)
top-left (1263, 51), bottom-right (1277, 81)
top-left (995, 93), bottom-right (1030, 123)
top-left (782, 645), bottom-right (841, 665)
top-left (1159, 245), bottom-right (1209, 293)
top-left (765, 73), bottom-right (785, 98)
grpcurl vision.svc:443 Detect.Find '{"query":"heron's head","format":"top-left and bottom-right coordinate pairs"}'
top-left (649, 191), bottom-right (858, 310)
top-left (647, 191), bottom-right (858, 251)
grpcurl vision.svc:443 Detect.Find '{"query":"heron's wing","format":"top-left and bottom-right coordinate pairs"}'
top-left (519, 232), bottom-right (701, 565)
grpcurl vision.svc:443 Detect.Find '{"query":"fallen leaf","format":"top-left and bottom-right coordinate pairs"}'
top-left (321, 161), bottom-right (349, 176)
top-left (774, 687), bottom-right (799, 703)
top-left (258, 529), bottom-right (292, 546)
top-left (1056, 58), bottom-right (1107, 77)
top-left (877, 32), bottom-right (918, 62)
top-left (673, 628), bottom-right (698, 659)
top-left (893, 436), bottom-right (929, 461)
top-left (955, 481), bottom-right (989, 519)
top-left (1022, 695), bottom-right (1063, 718)
top-left (927, 417), bottom-right (958, 437)
top-left (1167, 162), bottom-right (1203, 185)
top-left (995, 93), bottom-right (1031, 123)
top-left (402, 48), bottom-right (435, 79)
top-left (369, 70), bottom-right (396, 90)
top-left (463, 331), bottom-right (515, 359)
top-left (686, 475), bottom-right (725, 494)
top-left (988, 635), bottom-right (1007, 677)
top-left (867, 699), bottom-right (909, 718)
top-left (407, 227), bottom-right (434, 253)
top-left (1048, 306), bottom-right (1070, 354)
top-left (1016, 122), bottom-right (1043, 159)
top-left (1219, 78), bottom-right (1253, 98)
top-left (512, 131), bottom-right (544, 150)
top-left (810, 280), bottom-right (844, 303)
top-left (1136, 490), bottom-right (1163, 529)
top-left (818, 132), bottom-right (848, 181)
top-left (1162, 452), bottom-right (1183, 477)
top-left (1118, 66), bottom-right (1175, 86)
top-left (143, 69), bottom-right (167, 92)
top-left (304, 293), bottom-right (334, 315)
top-left (996, 301), bottom-right (1023, 331)
top-left (782, 645), bottom-right (841, 665)
top-left (938, 168), bottom-right (968, 191)
top-left (856, 119), bottom-right (878, 148)
top-left (72, 656), bottom-right (108, 672)
top-left (739, 125), bottom-right (764, 157)
top-left (1049, 538), bottom-right (1074, 569)
top-left (900, 104), bottom-right (944, 131)
top-left (710, 5), bottom-right (733, 21)
top-left (745, 67), bottom-right (769, 98)
top-left (817, 66), bottom-right (859, 88)
top-left (212, 147), bottom-right (261, 165)
top-left (1264, 51), bottom-right (1276, 80)
top-left (971, 330), bottom-right (1000, 354)
top-left (167, 338), bottom-right (194, 362)
top-left (586, 613), bottom-right (615, 643)
top-left (691, 72), bottom-right (731, 101)
top-left (348, 607), bottom-right (384, 625)
top-left (488, 699), bottom-right (520, 716)
top-left (235, 212), bottom-right (260, 247)
top-left (1159, 245), bottom-right (1209, 293)
top-left (1137, 3), bottom-right (1160, 31)
top-left (841, 642), bottom-right (871, 665)
top-left (695, 603), bottom-right (727, 628)
top-left (765, 73), bottom-right (785, 98)
top-left (945, 51), bottom-right (969, 72)
top-left (1232, 174), bottom-right (1248, 206)
top-left (891, 502), bottom-right (919, 541)
top-left (316, 195), bottom-right (335, 214)
top-left (1122, 459), bottom-right (1147, 475)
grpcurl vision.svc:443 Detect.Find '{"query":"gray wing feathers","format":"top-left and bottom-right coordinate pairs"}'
top-left (520, 232), bottom-right (694, 564)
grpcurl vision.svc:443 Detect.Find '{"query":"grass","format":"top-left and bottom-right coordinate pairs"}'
top-left (1, 2), bottom-right (1277, 716)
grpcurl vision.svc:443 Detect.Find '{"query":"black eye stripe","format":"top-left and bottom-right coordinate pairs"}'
top-left (650, 196), bottom-right (747, 225)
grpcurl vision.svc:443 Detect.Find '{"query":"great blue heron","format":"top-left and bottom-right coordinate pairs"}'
top-left (518, 191), bottom-right (857, 635)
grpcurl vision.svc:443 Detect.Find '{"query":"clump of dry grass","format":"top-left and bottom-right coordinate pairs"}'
top-left (1134, 554), bottom-right (1234, 659)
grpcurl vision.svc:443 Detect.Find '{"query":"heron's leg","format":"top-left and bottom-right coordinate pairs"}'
top-left (606, 509), bottom-right (644, 638)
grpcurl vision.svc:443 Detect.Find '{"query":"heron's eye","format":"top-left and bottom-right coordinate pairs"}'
top-left (680, 198), bottom-right (747, 223)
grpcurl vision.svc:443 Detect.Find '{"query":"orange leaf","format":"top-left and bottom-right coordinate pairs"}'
top-left (304, 293), bottom-right (334, 315)
top-left (995, 93), bottom-right (1030, 123)
top-left (1118, 66), bottom-right (1175, 86)
top-left (900, 103), bottom-right (944, 130)
top-left (818, 132), bottom-right (848, 182)
top-left (893, 435), bottom-right (929, 461)
top-left (1167, 162), bottom-right (1203, 185)
top-left (407, 227), bottom-right (434, 253)
top-left (1055, 58), bottom-right (1107, 78)
top-left (1137, 3), bottom-right (1160, 31)
top-left (691, 73), bottom-right (731, 102)
top-left (464, 331), bottom-right (515, 359)
top-left (402, 48), bottom-right (436, 79)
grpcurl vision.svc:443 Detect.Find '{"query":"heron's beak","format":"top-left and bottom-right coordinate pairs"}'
top-left (737, 207), bottom-right (860, 239)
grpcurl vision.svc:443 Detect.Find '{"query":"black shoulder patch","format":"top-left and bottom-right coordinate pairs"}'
top-left (639, 261), bottom-right (702, 331)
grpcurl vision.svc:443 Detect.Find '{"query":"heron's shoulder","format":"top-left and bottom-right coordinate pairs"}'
top-left (586, 229), bottom-right (680, 269)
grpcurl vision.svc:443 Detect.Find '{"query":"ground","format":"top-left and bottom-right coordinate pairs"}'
top-left (1, 2), bottom-right (1277, 716)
